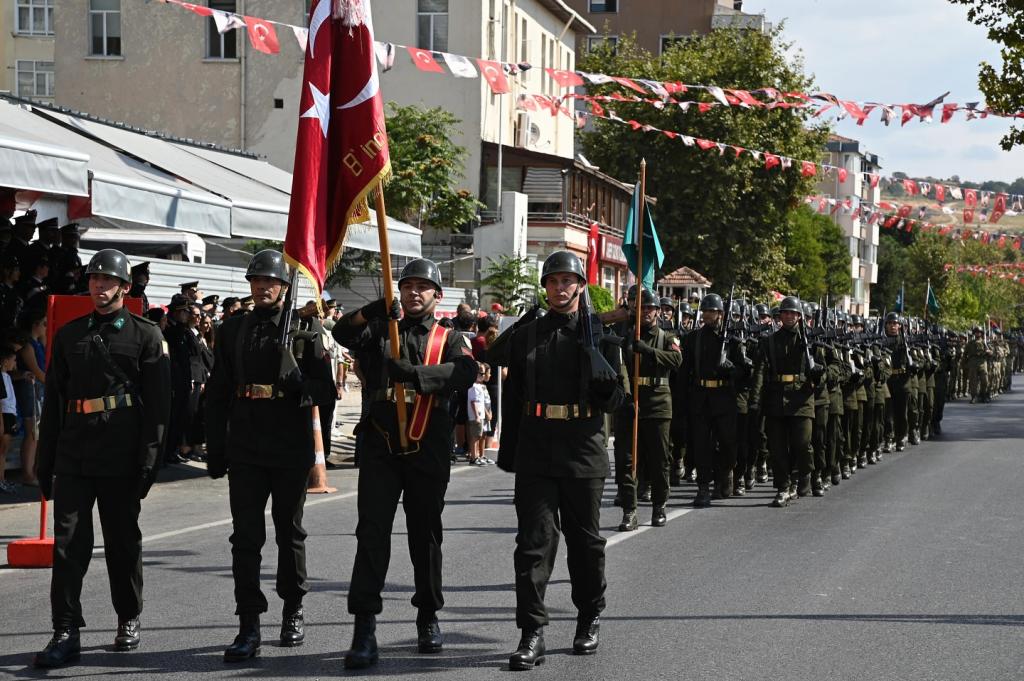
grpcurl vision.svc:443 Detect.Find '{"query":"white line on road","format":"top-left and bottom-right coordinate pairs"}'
top-left (605, 508), bottom-right (694, 548)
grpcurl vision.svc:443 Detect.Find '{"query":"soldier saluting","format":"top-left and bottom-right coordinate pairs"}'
top-left (331, 258), bottom-right (477, 670)
top-left (497, 251), bottom-right (624, 670)
top-left (204, 250), bottom-right (335, 662)
top-left (33, 249), bottom-right (171, 668)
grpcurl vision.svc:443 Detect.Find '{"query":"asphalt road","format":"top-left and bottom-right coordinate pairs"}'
top-left (1, 389), bottom-right (1023, 680)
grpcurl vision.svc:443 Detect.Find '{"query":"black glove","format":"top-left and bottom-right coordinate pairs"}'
top-left (38, 472), bottom-right (53, 501)
top-left (207, 459), bottom-right (228, 480)
top-left (387, 357), bottom-right (418, 384)
top-left (808, 363), bottom-right (826, 380)
top-left (360, 297), bottom-right (401, 322)
top-left (279, 348), bottom-right (305, 393)
top-left (717, 358), bottom-right (734, 378)
top-left (634, 340), bottom-right (656, 356)
top-left (138, 467), bottom-right (156, 500)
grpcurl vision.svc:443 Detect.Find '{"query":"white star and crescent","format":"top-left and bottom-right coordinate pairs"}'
top-left (301, 82), bottom-right (331, 137)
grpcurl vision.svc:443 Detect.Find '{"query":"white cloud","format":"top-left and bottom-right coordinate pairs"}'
top-left (751, 0), bottom-right (1024, 182)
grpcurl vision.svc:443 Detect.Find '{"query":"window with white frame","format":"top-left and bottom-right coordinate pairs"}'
top-left (520, 16), bottom-right (529, 83)
top-left (602, 266), bottom-right (615, 292)
top-left (206, 0), bottom-right (238, 59)
top-left (16, 0), bottom-right (54, 36)
top-left (417, 0), bottom-right (448, 52)
top-left (587, 35), bottom-right (617, 54)
top-left (89, 0), bottom-right (121, 56)
top-left (15, 60), bottom-right (54, 98)
top-left (589, 0), bottom-right (617, 12)
top-left (660, 35), bottom-right (685, 55)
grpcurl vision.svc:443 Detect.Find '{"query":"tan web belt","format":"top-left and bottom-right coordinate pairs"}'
top-left (774, 374), bottom-right (800, 383)
top-left (699, 379), bottom-right (730, 388)
top-left (236, 384), bottom-right (283, 399)
top-left (67, 394), bottom-right (133, 414)
top-left (636, 377), bottom-right (670, 387)
top-left (525, 403), bottom-right (592, 420)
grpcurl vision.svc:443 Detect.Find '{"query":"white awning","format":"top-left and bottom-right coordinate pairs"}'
top-left (345, 211), bottom-right (423, 258)
top-left (0, 101), bottom-right (90, 197)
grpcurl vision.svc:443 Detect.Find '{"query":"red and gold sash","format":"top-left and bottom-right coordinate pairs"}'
top-left (406, 322), bottom-right (450, 442)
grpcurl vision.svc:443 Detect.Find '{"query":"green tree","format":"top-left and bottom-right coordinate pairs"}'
top-left (781, 208), bottom-right (850, 301)
top-left (587, 284), bottom-right (615, 313)
top-left (480, 255), bottom-right (538, 314)
top-left (579, 27), bottom-right (828, 296)
top-left (949, 0), bottom-right (1024, 150)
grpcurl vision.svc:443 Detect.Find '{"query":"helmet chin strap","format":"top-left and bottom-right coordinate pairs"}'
top-left (96, 287), bottom-right (125, 310)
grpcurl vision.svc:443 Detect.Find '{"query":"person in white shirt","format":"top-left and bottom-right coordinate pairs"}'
top-left (0, 345), bottom-right (20, 492)
top-left (466, 365), bottom-right (493, 465)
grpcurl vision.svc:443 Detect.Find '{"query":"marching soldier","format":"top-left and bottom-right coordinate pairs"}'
top-left (33, 249), bottom-right (170, 668)
top-left (965, 326), bottom-right (991, 403)
top-left (618, 287), bottom-right (681, 530)
top-left (658, 296), bottom-right (676, 331)
top-left (497, 251), bottom-right (623, 670)
top-left (331, 258), bottom-right (477, 670)
top-left (884, 313), bottom-right (914, 451)
top-left (129, 262), bottom-right (151, 311)
top-left (204, 250), bottom-right (335, 662)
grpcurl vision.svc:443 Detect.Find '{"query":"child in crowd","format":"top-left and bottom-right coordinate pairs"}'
top-left (0, 345), bottom-right (18, 493)
top-left (466, 364), bottom-right (493, 466)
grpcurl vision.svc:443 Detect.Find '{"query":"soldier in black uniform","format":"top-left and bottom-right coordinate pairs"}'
top-left (331, 258), bottom-right (477, 670)
top-left (884, 312), bottom-right (914, 452)
top-left (204, 250), bottom-right (335, 662)
top-left (52, 223), bottom-right (84, 295)
top-left (163, 294), bottom-right (195, 465)
top-left (8, 210), bottom-right (36, 279)
top-left (618, 288), bottom-right (681, 530)
top-left (497, 251), bottom-right (624, 670)
top-left (33, 249), bottom-right (171, 668)
top-left (129, 262), bottom-right (151, 311)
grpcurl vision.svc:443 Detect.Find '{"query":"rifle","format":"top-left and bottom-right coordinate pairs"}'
top-left (799, 309), bottom-right (816, 372)
top-left (721, 284), bottom-right (735, 365)
top-left (580, 286), bottom-right (618, 386)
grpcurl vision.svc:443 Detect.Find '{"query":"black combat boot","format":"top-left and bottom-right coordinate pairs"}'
top-left (280, 603), bottom-right (304, 647)
top-left (617, 510), bottom-right (638, 532)
top-left (840, 461), bottom-right (851, 479)
top-left (651, 506), bottom-right (667, 527)
top-left (745, 466), bottom-right (756, 491)
top-left (756, 463), bottom-right (769, 483)
top-left (416, 614), bottom-right (443, 654)
top-left (693, 485), bottom-right (712, 507)
top-left (114, 617), bottom-right (140, 651)
top-left (811, 475), bottom-right (825, 497)
top-left (224, 615), bottom-right (261, 662)
top-left (715, 472), bottom-right (733, 499)
top-left (344, 614), bottom-right (379, 669)
top-left (670, 466), bottom-right (682, 487)
top-left (638, 482), bottom-right (651, 503)
top-left (34, 628), bottom-right (81, 668)
top-left (572, 615), bottom-right (600, 655)
top-left (772, 489), bottom-right (790, 508)
top-left (909, 430), bottom-right (920, 445)
top-left (509, 628), bottom-right (545, 670)
top-left (796, 475), bottom-right (811, 498)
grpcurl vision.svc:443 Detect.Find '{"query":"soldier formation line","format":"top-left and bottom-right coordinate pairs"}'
top-left (19, 246), bottom-right (1014, 672)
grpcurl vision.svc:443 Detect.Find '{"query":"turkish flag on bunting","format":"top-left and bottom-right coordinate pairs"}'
top-left (764, 153), bottom-right (780, 170)
top-left (477, 59), bottom-right (510, 94)
top-left (935, 184), bottom-right (945, 202)
top-left (897, 204), bottom-right (913, 220)
top-left (964, 188), bottom-right (977, 223)
top-left (941, 103), bottom-right (957, 123)
top-left (177, 1), bottom-right (213, 17)
top-left (838, 168), bottom-right (848, 182)
top-left (285, 0), bottom-right (391, 300)
top-left (1014, 237), bottom-right (1021, 250)
top-left (869, 173), bottom-right (880, 188)
top-left (547, 68), bottom-right (585, 88)
top-left (587, 222), bottom-right (600, 285)
top-left (800, 161), bottom-right (817, 177)
top-left (990, 192), bottom-right (1007, 223)
top-left (998, 235), bottom-right (1007, 248)
top-left (902, 178), bottom-right (918, 195)
top-left (695, 139), bottom-right (717, 150)
top-left (407, 46), bottom-right (444, 72)
top-left (611, 77), bottom-right (646, 93)
top-left (244, 16), bottom-right (280, 54)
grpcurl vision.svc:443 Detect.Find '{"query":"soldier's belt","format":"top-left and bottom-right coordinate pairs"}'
top-left (773, 374), bottom-right (800, 383)
top-left (236, 384), bottom-right (283, 399)
top-left (698, 379), bottom-right (730, 388)
top-left (67, 394), bottom-right (133, 414)
top-left (890, 369), bottom-right (906, 375)
top-left (525, 403), bottom-right (592, 420)
top-left (370, 387), bottom-right (418, 404)
top-left (636, 377), bottom-right (670, 387)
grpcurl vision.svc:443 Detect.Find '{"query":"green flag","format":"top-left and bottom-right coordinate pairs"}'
top-left (622, 181), bottom-right (664, 291)
top-left (926, 280), bottom-right (940, 315)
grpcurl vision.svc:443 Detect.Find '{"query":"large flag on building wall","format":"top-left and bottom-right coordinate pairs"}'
top-left (586, 221), bottom-right (600, 285)
top-left (622, 182), bottom-right (664, 291)
top-left (285, 0), bottom-right (391, 300)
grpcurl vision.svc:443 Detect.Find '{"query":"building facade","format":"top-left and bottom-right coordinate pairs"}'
top-left (563, 0), bottom-right (769, 55)
top-left (818, 134), bottom-right (882, 315)
top-left (1, 0), bottom-right (56, 102)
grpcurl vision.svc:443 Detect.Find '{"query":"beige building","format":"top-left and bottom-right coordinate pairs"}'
top-left (563, 0), bottom-right (769, 55)
top-left (54, 0), bottom-right (305, 170)
top-left (817, 134), bottom-right (883, 315)
top-left (1, 0), bottom-right (56, 102)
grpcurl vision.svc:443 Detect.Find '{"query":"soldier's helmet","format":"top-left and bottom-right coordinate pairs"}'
top-left (884, 311), bottom-right (901, 323)
top-left (85, 249), bottom-right (131, 283)
top-left (679, 302), bottom-right (695, 317)
top-left (540, 250), bottom-right (586, 286)
top-left (700, 293), bottom-right (724, 312)
top-left (659, 296), bottom-right (674, 309)
top-left (245, 249), bottom-right (290, 283)
top-left (398, 258), bottom-right (443, 291)
top-left (730, 300), bottom-right (742, 316)
top-left (754, 303), bottom-right (770, 317)
top-left (849, 313), bottom-right (863, 325)
top-left (627, 285), bottom-right (658, 308)
top-left (779, 296), bottom-right (802, 313)
top-left (972, 325), bottom-right (982, 333)
top-left (770, 306), bottom-right (781, 317)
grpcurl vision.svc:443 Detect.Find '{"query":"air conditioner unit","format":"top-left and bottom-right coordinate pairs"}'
top-left (516, 113), bottom-right (542, 148)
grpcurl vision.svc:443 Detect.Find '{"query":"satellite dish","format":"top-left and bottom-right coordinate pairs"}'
top-left (529, 123), bottom-right (541, 146)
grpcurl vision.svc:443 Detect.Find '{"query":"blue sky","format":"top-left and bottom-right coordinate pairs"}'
top-left (753, 0), bottom-right (1024, 183)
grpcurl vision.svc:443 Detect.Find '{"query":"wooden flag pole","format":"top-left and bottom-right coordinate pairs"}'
top-left (631, 159), bottom-right (646, 480)
top-left (375, 190), bottom-right (410, 449)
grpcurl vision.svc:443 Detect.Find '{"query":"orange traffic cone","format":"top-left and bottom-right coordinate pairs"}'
top-left (7, 495), bottom-right (54, 568)
top-left (307, 406), bottom-right (337, 494)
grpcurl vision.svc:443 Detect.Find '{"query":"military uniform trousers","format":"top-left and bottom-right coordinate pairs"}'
top-left (765, 416), bottom-right (812, 490)
top-left (844, 408), bottom-right (861, 465)
top-left (968, 365), bottom-right (988, 398)
top-left (348, 447), bottom-right (447, 621)
top-left (733, 410), bottom-right (752, 483)
top-left (613, 407), bottom-right (646, 495)
top-left (228, 463), bottom-right (309, 616)
top-left (51, 474), bottom-right (143, 629)
top-left (826, 405), bottom-right (843, 476)
top-left (690, 405), bottom-right (737, 488)
top-left (620, 418), bottom-right (671, 510)
top-left (513, 474), bottom-right (606, 630)
top-left (888, 387), bottom-right (910, 444)
top-left (811, 404), bottom-right (829, 477)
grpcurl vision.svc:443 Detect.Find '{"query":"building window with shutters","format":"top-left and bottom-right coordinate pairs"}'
top-left (417, 0), bottom-right (448, 52)
top-left (89, 0), bottom-right (122, 56)
top-left (15, 60), bottom-right (54, 98)
top-left (206, 0), bottom-right (238, 59)
top-left (587, 35), bottom-right (617, 54)
top-left (589, 0), bottom-right (617, 12)
top-left (16, 0), bottom-right (54, 36)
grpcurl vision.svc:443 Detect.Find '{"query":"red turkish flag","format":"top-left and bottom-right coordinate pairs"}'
top-left (244, 16), bottom-right (280, 54)
top-left (838, 168), bottom-right (848, 182)
top-left (964, 188), bottom-right (977, 223)
top-left (178, 1), bottom-right (213, 17)
top-left (990, 192), bottom-right (1007, 223)
top-left (547, 68), bottom-right (585, 88)
top-left (764, 153), bottom-right (780, 170)
top-left (611, 77), bottom-right (646, 93)
top-left (897, 204), bottom-right (913, 220)
top-left (1014, 237), bottom-right (1022, 250)
top-left (935, 184), bottom-right (946, 202)
top-left (407, 46), bottom-right (444, 73)
top-left (801, 161), bottom-right (817, 178)
top-left (869, 173), bottom-right (880, 188)
top-left (998, 235), bottom-right (1007, 248)
top-left (286, 0), bottom-right (391, 300)
top-left (477, 59), bottom-right (510, 94)
top-left (902, 178), bottom-right (918, 195)
top-left (941, 103), bottom-right (957, 123)
top-left (587, 222), bottom-right (600, 285)
top-left (695, 138), bottom-right (717, 151)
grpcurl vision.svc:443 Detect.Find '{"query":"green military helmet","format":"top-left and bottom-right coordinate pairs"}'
top-left (398, 258), bottom-right (443, 291)
top-left (679, 302), bottom-right (695, 317)
top-left (885, 311), bottom-right (901, 323)
top-left (85, 249), bottom-right (131, 283)
top-left (770, 306), bottom-right (780, 318)
top-left (659, 296), bottom-right (674, 309)
top-left (700, 293), bottom-right (724, 312)
top-left (730, 300), bottom-right (742, 316)
top-left (849, 313), bottom-right (863, 325)
top-left (779, 296), bottom-right (802, 313)
top-left (754, 303), bottom-right (770, 317)
top-left (626, 285), bottom-right (658, 307)
top-left (540, 250), bottom-right (585, 286)
top-left (245, 249), bottom-right (290, 283)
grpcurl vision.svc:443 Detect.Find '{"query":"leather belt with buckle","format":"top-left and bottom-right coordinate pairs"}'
top-left (890, 368), bottom-right (906, 375)
top-left (526, 403), bottom-right (591, 420)
top-left (775, 374), bottom-right (799, 383)
top-left (636, 377), bottom-right (669, 387)
top-left (67, 394), bottom-right (133, 414)
top-left (370, 387), bottom-right (417, 404)
top-left (236, 384), bottom-right (282, 399)
top-left (699, 379), bottom-right (729, 388)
